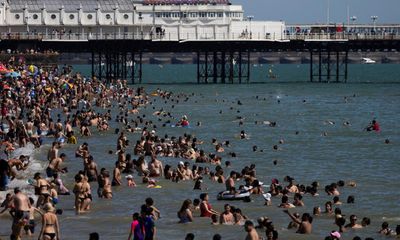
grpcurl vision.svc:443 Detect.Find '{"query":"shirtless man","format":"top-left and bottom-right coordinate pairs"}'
top-left (284, 210), bottom-right (312, 234)
top-left (220, 204), bottom-right (235, 225)
top-left (286, 179), bottom-right (299, 194)
top-left (183, 162), bottom-right (194, 180)
top-left (112, 161), bottom-right (122, 186)
top-left (148, 155), bottom-right (163, 177)
top-left (84, 156), bottom-right (98, 182)
top-left (47, 142), bottom-right (59, 162)
top-left (75, 142), bottom-right (88, 158)
top-left (11, 188), bottom-right (31, 240)
top-left (65, 120), bottom-right (73, 135)
top-left (25, 118), bottom-right (34, 138)
top-left (46, 153), bottom-right (67, 178)
top-left (226, 171), bottom-right (236, 191)
top-left (345, 215), bottom-right (363, 229)
top-left (8, 155), bottom-right (29, 180)
top-left (244, 220), bottom-right (259, 240)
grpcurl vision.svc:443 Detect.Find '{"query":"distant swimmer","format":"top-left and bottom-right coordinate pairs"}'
top-left (365, 120), bottom-right (380, 132)
top-left (177, 115), bottom-right (190, 127)
top-left (324, 120), bottom-right (335, 125)
top-left (263, 121), bottom-right (276, 127)
top-left (240, 131), bottom-right (248, 139)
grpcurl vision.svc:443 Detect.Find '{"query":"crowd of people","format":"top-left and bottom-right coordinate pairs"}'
top-left (0, 56), bottom-right (398, 240)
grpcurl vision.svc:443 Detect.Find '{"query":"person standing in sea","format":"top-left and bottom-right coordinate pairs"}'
top-left (10, 188), bottom-right (31, 240)
top-left (244, 220), bottom-right (259, 240)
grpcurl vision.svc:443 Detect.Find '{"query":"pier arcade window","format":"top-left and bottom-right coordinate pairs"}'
top-left (123, 14), bottom-right (129, 19)
top-left (69, 14), bottom-right (75, 20)
top-left (33, 14), bottom-right (38, 20)
top-left (154, 11), bottom-right (223, 19)
top-left (105, 14), bottom-right (111, 19)
top-left (51, 14), bottom-right (56, 19)
top-left (87, 14), bottom-right (93, 20)
top-left (15, 14), bottom-right (20, 19)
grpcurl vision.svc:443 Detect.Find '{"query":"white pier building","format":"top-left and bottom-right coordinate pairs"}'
top-left (0, 0), bottom-right (285, 41)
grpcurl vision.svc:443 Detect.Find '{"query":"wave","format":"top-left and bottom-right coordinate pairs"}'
top-left (0, 143), bottom-right (45, 202)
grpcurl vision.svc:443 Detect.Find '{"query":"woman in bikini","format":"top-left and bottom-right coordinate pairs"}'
top-left (38, 203), bottom-right (60, 240)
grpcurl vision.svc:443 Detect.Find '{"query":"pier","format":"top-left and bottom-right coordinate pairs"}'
top-left (2, 32), bottom-right (400, 84)
top-left (0, 0), bottom-right (400, 83)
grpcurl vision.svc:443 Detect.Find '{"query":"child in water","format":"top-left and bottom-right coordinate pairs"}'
top-left (126, 175), bottom-right (136, 187)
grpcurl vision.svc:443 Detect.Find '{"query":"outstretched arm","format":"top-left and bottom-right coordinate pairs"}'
top-left (284, 210), bottom-right (301, 224)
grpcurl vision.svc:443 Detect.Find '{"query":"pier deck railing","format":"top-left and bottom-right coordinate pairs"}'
top-left (1, 32), bottom-right (400, 42)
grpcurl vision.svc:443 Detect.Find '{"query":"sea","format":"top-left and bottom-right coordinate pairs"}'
top-left (0, 64), bottom-right (399, 240)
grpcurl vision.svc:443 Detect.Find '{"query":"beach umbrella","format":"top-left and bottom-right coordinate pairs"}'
top-left (5, 71), bottom-right (21, 78)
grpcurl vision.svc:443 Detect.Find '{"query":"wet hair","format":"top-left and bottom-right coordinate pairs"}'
top-left (185, 233), bottom-right (195, 240)
top-left (352, 237), bottom-right (362, 240)
top-left (333, 196), bottom-right (340, 203)
top-left (337, 180), bottom-right (345, 187)
top-left (212, 234), bottom-right (222, 240)
top-left (362, 217), bottom-right (371, 226)
top-left (382, 221), bottom-right (389, 229)
top-left (132, 212), bottom-right (140, 220)
top-left (74, 174), bottom-right (83, 182)
top-left (245, 220), bottom-right (254, 227)
top-left (199, 193), bottom-right (208, 201)
top-left (145, 197), bottom-right (154, 206)
top-left (347, 195), bottom-right (355, 204)
top-left (302, 213), bottom-right (313, 223)
top-left (34, 172), bottom-right (41, 179)
top-left (193, 198), bottom-right (200, 206)
top-left (211, 214), bottom-right (218, 223)
top-left (89, 232), bottom-right (99, 240)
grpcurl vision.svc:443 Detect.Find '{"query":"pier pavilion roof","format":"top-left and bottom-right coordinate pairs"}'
top-left (9, 0), bottom-right (135, 12)
top-left (142, 0), bottom-right (231, 5)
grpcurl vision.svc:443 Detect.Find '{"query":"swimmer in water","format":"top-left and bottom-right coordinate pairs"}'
top-left (365, 119), bottom-right (380, 132)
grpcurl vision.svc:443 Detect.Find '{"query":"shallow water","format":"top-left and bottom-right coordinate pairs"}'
top-left (1, 73), bottom-right (400, 240)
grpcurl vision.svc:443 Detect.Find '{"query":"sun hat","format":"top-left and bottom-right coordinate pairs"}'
top-left (263, 193), bottom-right (272, 201)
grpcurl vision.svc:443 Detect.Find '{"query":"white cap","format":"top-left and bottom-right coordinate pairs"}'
top-left (179, 161), bottom-right (184, 166)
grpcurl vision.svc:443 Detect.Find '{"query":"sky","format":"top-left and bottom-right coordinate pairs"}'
top-left (230, 0), bottom-right (400, 24)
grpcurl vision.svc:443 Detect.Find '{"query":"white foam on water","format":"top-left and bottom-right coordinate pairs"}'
top-left (382, 217), bottom-right (400, 221)
top-left (0, 143), bottom-right (45, 202)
